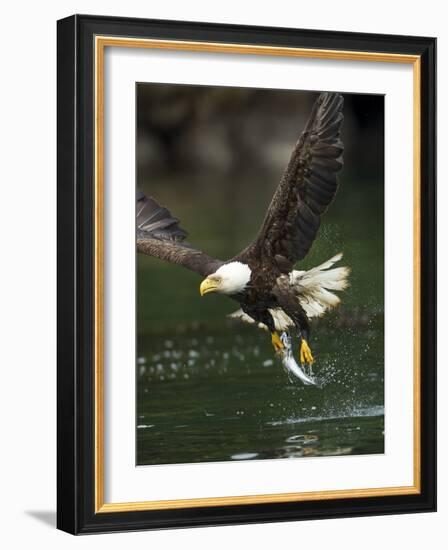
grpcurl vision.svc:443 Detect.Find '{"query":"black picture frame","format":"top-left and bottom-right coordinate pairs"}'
top-left (57, 14), bottom-right (436, 535)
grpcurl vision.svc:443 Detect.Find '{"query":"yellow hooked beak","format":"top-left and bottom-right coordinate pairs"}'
top-left (200, 277), bottom-right (219, 296)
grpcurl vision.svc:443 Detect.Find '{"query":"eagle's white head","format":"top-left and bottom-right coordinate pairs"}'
top-left (200, 262), bottom-right (251, 296)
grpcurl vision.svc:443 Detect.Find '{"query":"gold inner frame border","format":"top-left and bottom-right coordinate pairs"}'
top-left (94, 36), bottom-right (421, 513)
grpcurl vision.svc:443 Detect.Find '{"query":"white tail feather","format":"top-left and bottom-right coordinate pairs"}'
top-left (290, 253), bottom-right (350, 318)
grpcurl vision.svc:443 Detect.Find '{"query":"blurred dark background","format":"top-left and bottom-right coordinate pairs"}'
top-left (137, 84), bottom-right (383, 182)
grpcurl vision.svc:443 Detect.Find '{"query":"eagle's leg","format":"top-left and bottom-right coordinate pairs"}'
top-left (271, 331), bottom-right (285, 354)
top-left (243, 307), bottom-right (285, 354)
top-left (288, 310), bottom-right (314, 365)
top-left (273, 288), bottom-right (313, 365)
top-left (259, 311), bottom-right (285, 354)
top-left (296, 316), bottom-right (314, 366)
top-left (299, 332), bottom-right (314, 365)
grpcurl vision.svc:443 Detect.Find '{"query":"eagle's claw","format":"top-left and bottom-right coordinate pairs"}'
top-left (300, 339), bottom-right (314, 365)
top-left (271, 331), bottom-right (285, 355)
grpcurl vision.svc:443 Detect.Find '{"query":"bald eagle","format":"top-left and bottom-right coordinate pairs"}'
top-left (137, 92), bottom-right (349, 368)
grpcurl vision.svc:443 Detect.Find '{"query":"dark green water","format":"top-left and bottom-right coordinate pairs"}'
top-left (136, 174), bottom-right (384, 466)
top-left (136, 318), bottom-right (384, 465)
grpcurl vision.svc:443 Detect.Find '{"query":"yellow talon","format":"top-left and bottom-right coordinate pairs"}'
top-left (300, 339), bottom-right (314, 365)
top-left (271, 331), bottom-right (285, 354)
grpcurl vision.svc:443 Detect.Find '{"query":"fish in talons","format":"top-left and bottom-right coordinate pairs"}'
top-left (278, 332), bottom-right (317, 385)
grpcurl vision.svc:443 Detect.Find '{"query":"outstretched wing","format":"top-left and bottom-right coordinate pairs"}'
top-left (136, 191), bottom-right (223, 277)
top-left (235, 92), bottom-right (344, 272)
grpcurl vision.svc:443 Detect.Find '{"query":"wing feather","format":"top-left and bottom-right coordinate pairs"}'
top-left (235, 92), bottom-right (344, 272)
top-left (136, 191), bottom-right (222, 277)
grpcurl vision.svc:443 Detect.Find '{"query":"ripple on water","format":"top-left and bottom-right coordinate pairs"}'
top-left (231, 452), bottom-right (258, 460)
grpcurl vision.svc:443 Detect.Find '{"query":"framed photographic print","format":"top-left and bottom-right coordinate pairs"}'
top-left (57, 14), bottom-right (436, 534)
